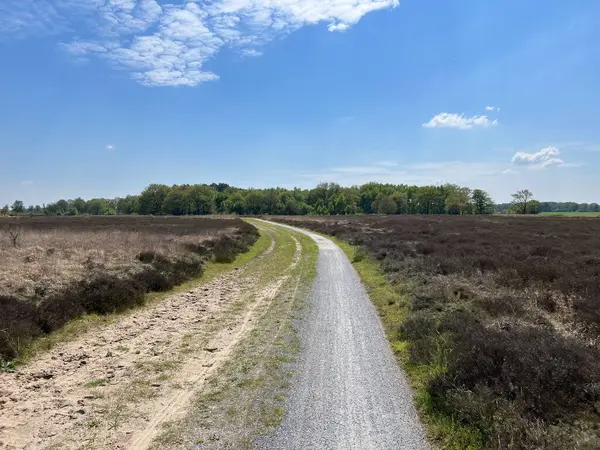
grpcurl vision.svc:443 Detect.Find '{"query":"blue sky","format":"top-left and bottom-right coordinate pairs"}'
top-left (1, 0), bottom-right (599, 205)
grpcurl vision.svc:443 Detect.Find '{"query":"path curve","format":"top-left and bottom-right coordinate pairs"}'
top-left (258, 220), bottom-right (429, 450)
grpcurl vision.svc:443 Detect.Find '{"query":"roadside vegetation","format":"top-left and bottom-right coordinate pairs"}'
top-left (153, 222), bottom-right (319, 449)
top-left (273, 215), bottom-right (600, 450)
top-left (0, 216), bottom-right (258, 364)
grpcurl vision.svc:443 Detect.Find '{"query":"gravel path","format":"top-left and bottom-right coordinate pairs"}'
top-left (258, 221), bottom-right (429, 450)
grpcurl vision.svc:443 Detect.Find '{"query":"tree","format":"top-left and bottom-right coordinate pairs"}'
top-left (116, 196), bottom-right (139, 215)
top-left (472, 189), bottom-right (494, 215)
top-left (11, 200), bottom-right (24, 214)
top-left (376, 196), bottom-right (398, 215)
top-left (87, 198), bottom-right (113, 215)
top-left (511, 189), bottom-right (534, 214)
top-left (527, 200), bottom-right (541, 214)
top-left (72, 197), bottom-right (87, 215)
top-left (138, 184), bottom-right (170, 215)
top-left (185, 185), bottom-right (216, 215)
top-left (0, 205), bottom-right (9, 216)
top-left (162, 187), bottom-right (188, 215)
top-left (223, 191), bottom-right (246, 215)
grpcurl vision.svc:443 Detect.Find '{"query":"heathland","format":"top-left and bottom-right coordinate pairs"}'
top-left (0, 216), bottom-right (258, 362)
top-left (273, 215), bottom-right (600, 450)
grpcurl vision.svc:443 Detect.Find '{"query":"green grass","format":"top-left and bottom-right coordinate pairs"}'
top-left (539, 211), bottom-right (600, 217)
top-left (84, 378), bottom-right (108, 388)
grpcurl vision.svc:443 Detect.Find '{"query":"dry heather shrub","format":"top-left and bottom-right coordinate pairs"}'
top-left (273, 215), bottom-right (600, 449)
top-left (0, 216), bottom-right (259, 361)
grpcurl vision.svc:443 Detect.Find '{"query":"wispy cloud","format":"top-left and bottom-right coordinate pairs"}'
top-left (20, 180), bottom-right (34, 186)
top-left (485, 105), bottom-right (498, 112)
top-left (511, 146), bottom-right (564, 168)
top-left (2, 0), bottom-right (399, 87)
top-left (106, 144), bottom-right (115, 151)
top-left (423, 113), bottom-right (499, 130)
top-left (304, 160), bottom-right (508, 186)
top-left (241, 48), bottom-right (263, 57)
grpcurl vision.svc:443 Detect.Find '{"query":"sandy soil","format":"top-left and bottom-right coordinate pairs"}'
top-left (0, 228), bottom-right (292, 450)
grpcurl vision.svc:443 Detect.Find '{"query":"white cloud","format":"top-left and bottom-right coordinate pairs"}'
top-left (423, 113), bottom-right (499, 130)
top-left (511, 146), bottom-right (564, 168)
top-left (485, 106), bottom-right (497, 111)
top-left (328, 23), bottom-right (350, 32)
top-left (299, 158), bottom-right (589, 203)
top-left (106, 144), bottom-right (115, 150)
top-left (2, 0), bottom-right (399, 87)
top-left (241, 48), bottom-right (263, 57)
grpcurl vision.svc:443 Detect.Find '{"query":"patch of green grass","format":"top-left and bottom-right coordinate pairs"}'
top-left (84, 378), bottom-right (108, 388)
top-left (539, 211), bottom-right (600, 217)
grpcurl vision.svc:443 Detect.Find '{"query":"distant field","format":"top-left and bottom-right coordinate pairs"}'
top-left (540, 211), bottom-right (600, 216)
top-left (0, 216), bottom-right (258, 361)
top-left (273, 215), bottom-right (600, 450)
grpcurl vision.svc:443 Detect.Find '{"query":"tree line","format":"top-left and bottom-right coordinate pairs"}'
top-left (5, 183), bottom-right (586, 217)
top-left (3, 182), bottom-right (500, 216)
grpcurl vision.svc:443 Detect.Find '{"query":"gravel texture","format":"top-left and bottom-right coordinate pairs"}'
top-left (258, 221), bottom-right (429, 450)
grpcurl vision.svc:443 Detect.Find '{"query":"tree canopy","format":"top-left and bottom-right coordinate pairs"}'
top-left (3, 182), bottom-right (505, 217)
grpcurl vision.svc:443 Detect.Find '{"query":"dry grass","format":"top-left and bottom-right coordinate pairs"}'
top-left (0, 229), bottom-right (221, 300)
top-left (0, 216), bottom-right (259, 361)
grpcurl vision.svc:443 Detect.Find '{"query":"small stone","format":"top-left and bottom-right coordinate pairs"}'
top-left (151, 383), bottom-right (161, 388)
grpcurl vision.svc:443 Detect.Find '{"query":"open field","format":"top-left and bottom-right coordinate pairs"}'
top-left (0, 216), bottom-right (258, 362)
top-left (540, 212), bottom-right (600, 217)
top-left (272, 215), bottom-right (600, 450)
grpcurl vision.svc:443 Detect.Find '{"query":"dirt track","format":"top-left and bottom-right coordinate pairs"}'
top-left (0, 224), bottom-right (301, 450)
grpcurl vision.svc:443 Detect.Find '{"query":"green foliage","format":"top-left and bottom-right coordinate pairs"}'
top-left (375, 195), bottom-right (398, 214)
top-left (11, 200), bottom-right (24, 214)
top-left (0, 205), bottom-right (9, 216)
top-left (138, 184), bottom-right (170, 215)
top-left (471, 189), bottom-right (494, 215)
top-left (510, 189), bottom-right (536, 214)
top-left (12, 182), bottom-right (572, 218)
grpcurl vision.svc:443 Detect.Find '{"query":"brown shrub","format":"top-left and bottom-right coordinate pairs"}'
top-left (272, 215), bottom-right (600, 449)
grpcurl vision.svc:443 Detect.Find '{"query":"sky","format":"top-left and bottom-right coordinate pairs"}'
top-left (1, 0), bottom-right (599, 205)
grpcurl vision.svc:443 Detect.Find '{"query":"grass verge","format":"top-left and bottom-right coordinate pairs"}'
top-left (152, 223), bottom-right (318, 449)
top-left (331, 237), bottom-right (483, 448)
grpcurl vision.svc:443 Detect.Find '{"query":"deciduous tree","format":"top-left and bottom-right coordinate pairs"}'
top-left (511, 189), bottom-right (534, 214)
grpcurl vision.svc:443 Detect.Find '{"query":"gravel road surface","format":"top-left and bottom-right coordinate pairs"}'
top-left (258, 221), bottom-right (428, 450)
